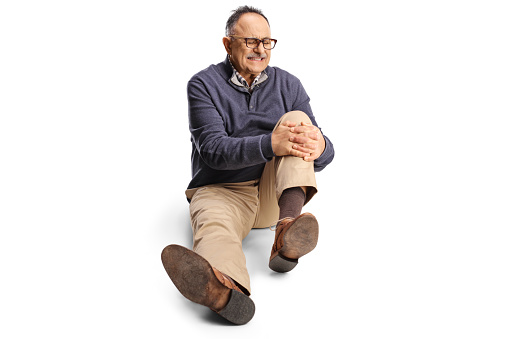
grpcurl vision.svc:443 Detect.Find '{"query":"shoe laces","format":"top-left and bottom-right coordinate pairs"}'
top-left (269, 217), bottom-right (292, 231)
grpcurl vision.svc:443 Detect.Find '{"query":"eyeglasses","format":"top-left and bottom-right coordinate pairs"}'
top-left (229, 36), bottom-right (277, 50)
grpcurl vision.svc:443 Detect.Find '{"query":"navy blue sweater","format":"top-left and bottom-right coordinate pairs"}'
top-left (187, 57), bottom-right (335, 190)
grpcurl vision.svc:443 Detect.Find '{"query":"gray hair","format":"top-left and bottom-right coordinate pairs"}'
top-left (225, 6), bottom-right (270, 36)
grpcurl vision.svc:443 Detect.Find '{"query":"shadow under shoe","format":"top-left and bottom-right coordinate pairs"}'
top-left (161, 244), bottom-right (255, 325)
top-left (269, 213), bottom-right (319, 273)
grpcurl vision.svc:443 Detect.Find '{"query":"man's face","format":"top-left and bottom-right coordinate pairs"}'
top-left (223, 13), bottom-right (272, 83)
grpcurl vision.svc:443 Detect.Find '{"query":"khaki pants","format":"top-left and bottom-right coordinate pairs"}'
top-left (185, 111), bottom-right (318, 293)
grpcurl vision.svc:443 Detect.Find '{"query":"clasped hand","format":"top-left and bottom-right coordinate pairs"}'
top-left (271, 120), bottom-right (325, 162)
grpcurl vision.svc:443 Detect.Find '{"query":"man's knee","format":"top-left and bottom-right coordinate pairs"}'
top-left (281, 110), bottom-right (312, 125)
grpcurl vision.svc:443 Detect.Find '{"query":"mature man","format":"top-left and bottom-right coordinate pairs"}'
top-left (161, 6), bottom-right (334, 325)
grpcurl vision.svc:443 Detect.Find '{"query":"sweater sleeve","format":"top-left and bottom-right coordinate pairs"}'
top-left (187, 79), bottom-right (274, 170)
top-left (291, 79), bottom-right (335, 172)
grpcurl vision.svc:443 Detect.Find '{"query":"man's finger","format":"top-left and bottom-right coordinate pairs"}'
top-left (290, 135), bottom-right (317, 145)
top-left (283, 121), bottom-right (297, 127)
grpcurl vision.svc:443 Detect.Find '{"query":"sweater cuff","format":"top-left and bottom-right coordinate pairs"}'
top-left (316, 137), bottom-right (333, 162)
top-left (261, 133), bottom-right (275, 159)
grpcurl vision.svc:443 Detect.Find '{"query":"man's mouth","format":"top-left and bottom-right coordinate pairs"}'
top-left (247, 54), bottom-right (267, 62)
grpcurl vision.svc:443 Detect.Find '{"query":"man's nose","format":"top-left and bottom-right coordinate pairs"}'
top-left (253, 40), bottom-right (264, 53)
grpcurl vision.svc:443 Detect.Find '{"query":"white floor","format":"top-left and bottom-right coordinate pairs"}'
top-left (2, 164), bottom-right (508, 338)
top-left (1, 1), bottom-right (508, 338)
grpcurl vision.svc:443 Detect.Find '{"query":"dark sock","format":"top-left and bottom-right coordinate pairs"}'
top-left (278, 187), bottom-right (306, 220)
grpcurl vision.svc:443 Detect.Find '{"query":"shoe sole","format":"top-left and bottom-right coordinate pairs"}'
top-left (269, 214), bottom-right (319, 273)
top-left (161, 244), bottom-right (255, 325)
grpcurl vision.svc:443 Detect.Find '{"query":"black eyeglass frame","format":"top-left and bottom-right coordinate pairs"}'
top-left (228, 36), bottom-right (278, 50)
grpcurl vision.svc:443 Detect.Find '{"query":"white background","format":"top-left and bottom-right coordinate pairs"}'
top-left (1, 0), bottom-right (508, 338)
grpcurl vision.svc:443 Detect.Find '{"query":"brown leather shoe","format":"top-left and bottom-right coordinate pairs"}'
top-left (161, 244), bottom-right (255, 325)
top-left (269, 213), bottom-right (319, 273)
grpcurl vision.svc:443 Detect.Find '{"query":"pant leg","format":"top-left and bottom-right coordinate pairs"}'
top-left (253, 110), bottom-right (318, 229)
top-left (187, 181), bottom-right (258, 293)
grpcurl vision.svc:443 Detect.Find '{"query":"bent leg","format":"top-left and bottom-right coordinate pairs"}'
top-left (275, 110), bottom-right (318, 202)
top-left (253, 110), bottom-right (318, 229)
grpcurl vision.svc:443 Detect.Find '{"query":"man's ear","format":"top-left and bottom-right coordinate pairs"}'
top-left (222, 37), bottom-right (232, 55)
